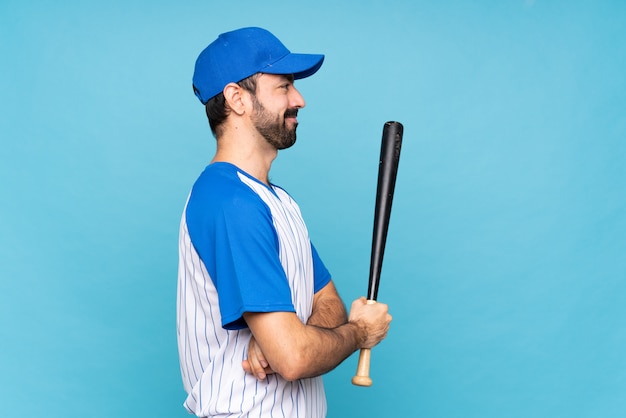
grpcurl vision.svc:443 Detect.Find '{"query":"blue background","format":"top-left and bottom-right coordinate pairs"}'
top-left (1, 1), bottom-right (625, 417)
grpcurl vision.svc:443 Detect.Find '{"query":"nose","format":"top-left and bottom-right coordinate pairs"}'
top-left (290, 85), bottom-right (306, 109)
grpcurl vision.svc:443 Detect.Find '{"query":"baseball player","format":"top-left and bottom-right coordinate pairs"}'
top-left (176, 27), bottom-right (392, 417)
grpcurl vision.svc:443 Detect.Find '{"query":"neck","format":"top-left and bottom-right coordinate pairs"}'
top-left (212, 127), bottom-right (277, 185)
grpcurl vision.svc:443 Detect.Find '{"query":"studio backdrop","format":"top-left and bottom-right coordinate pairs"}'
top-left (1, 1), bottom-right (625, 417)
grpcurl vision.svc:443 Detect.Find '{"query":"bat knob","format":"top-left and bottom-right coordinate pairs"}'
top-left (351, 375), bottom-right (373, 387)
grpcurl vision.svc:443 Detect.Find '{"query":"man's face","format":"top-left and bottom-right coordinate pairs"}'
top-left (250, 74), bottom-right (305, 150)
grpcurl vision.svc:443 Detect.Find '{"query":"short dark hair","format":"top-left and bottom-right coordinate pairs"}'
top-left (196, 73), bottom-right (260, 138)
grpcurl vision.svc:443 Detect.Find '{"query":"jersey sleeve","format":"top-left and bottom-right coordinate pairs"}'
top-left (186, 174), bottom-right (295, 330)
top-left (311, 242), bottom-right (331, 293)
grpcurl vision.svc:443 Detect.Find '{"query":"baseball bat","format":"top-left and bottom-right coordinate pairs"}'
top-left (352, 121), bottom-right (403, 387)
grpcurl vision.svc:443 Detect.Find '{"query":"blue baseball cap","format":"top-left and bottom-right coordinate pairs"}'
top-left (192, 27), bottom-right (325, 104)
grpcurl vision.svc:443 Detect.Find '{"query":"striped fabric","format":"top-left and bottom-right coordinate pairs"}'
top-left (177, 163), bottom-right (328, 417)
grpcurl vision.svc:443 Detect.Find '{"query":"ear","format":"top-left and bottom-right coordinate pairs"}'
top-left (223, 83), bottom-right (247, 116)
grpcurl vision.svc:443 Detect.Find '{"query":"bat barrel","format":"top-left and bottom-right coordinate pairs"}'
top-left (367, 121), bottom-right (403, 301)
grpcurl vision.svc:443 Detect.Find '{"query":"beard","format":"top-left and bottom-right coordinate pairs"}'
top-left (251, 96), bottom-right (298, 150)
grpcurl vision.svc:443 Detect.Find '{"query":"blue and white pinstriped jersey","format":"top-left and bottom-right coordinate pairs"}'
top-left (177, 162), bottom-right (331, 417)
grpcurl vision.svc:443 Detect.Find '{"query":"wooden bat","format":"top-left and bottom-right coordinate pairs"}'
top-left (352, 121), bottom-right (403, 387)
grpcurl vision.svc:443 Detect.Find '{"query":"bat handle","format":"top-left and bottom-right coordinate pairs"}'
top-left (351, 348), bottom-right (372, 387)
top-left (351, 300), bottom-right (376, 387)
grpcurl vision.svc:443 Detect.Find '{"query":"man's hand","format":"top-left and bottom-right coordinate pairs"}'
top-left (242, 336), bottom-right (275, 381)
top-left (348, 297), bottom-right (392, 349)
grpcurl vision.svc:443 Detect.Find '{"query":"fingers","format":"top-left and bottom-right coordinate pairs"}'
top-left (243, 336), bottom-right (275, 381)
top-left (247, 338), bottom-right (268, 380)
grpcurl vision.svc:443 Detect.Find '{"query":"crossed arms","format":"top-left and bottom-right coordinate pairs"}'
top-left (243, 280), bottom-right (391, 381)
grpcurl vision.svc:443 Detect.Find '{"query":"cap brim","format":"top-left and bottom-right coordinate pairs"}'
top-left (261, 53), bottom-right (325, 80)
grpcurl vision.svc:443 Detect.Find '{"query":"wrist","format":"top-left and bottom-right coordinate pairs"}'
top-left (346, 320), bottom-right (367, 349)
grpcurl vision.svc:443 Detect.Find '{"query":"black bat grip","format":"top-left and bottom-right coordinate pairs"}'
top-left (368, 121), bottom-right (403, 301)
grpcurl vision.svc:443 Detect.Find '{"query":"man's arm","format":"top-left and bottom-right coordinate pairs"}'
top-left (307, 280), bottom-right (348, 328)
top-left (243, 295), bottom-right (391, 382)
top-left (243, 280), bottom-right (348, 380)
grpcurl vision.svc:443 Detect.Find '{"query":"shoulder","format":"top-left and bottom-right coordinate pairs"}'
top-left (191, 163), bottom-right (261, 203)
top-left (192, 162), bottom-right (246, 194)
top-left (187, 163), bottom-right (272, 223)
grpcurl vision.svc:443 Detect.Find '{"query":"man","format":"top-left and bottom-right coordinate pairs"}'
top-left (177, 27), bottom-right (392, 418)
